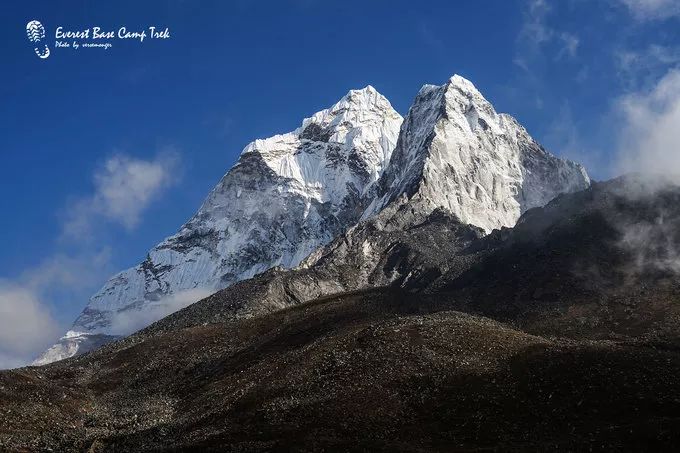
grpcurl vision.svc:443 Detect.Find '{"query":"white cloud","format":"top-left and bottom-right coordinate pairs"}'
top-left (22, 250), bottom-right (112, 291)
top-left (0, 284), bottom-right (60, 369)
top-left (0, 149), bottom-right (181, 369)
top-left (515, 0), bottom-right (580, 71)
top-left (616, 45), bottom-right (680, 88)
top-left (615, 69), bottom-right (680, 178)
top-left (516, 0), bottom-right (553, 66)
top-left (617, 0), bottom-right (680, 20)
top-left (557, 33), bottom-right (580, 59)
top-left (63, 152), bottom-right (180, 238)
top-left (0, 250), bottom-right (114, 370)
top-left (522, 0), bottom-right (553, 45)
top-left (108, 288), bottom-right (213, 335)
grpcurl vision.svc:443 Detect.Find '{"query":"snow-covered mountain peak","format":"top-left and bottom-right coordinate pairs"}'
top-left (447, 73), bottom-right (484, 98)
top-left (241, 85), bottom-right (397, 155)
top-left (36, 76), bottom-right (589, 366)
top-left (203, 87), bottom-right (402, 216)
top-left (299, 85), bottom-right (400, 163)
top-left (235, 86), bottom-right (402, 189)
top-left (35, 87), bottom-right (403, 365)
top-left (363, 74), bottom-right (590, 232)
top-left (446, 74), bottom-right (484, 104)
top-left (444, 74), bottom-right (502, 134)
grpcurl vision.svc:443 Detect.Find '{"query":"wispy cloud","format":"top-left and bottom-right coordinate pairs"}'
top-left (0, 249), bottom-right (112, 369)
top-left (616, 0), bottom-right (680, 20)
top-left (0, 284), bottom-right (60, 369)
top-left (556, 33), bottom-right (580, 60)
top-left (520, 0), bottom-right (554, 47)
top-left (108, 288), bottom-right (213, 335)
top-left (615, 44), bottom-right (680, 88)
top-left (21, 250), bottom-right (113, 291)
top-left (515, 0), bottom-right (580, 71)
top-left (62, 152), bottom-right (181, 239)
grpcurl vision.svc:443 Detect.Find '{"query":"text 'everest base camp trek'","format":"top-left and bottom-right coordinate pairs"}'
top-left (34, 74), bottom-right (590, 365)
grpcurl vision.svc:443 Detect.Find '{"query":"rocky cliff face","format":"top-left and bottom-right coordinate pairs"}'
top-left (37, 75), bottom-right (590, 365)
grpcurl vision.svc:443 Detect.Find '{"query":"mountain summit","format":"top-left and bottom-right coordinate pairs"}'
top-left (36, 75), bottom-right (589, 364)
top-left (363, 75), bottom-right (590, 232)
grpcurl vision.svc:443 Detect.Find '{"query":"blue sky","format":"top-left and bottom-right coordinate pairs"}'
top-left (1, 0), bottom-right (679, 367)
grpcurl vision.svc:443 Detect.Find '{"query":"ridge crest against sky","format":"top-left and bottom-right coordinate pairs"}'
top-left (1, 0), bottom-right (679, 368)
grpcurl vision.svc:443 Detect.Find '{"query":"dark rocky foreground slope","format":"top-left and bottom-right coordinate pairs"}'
top-left (3, 175), bottom-right (680, 452)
